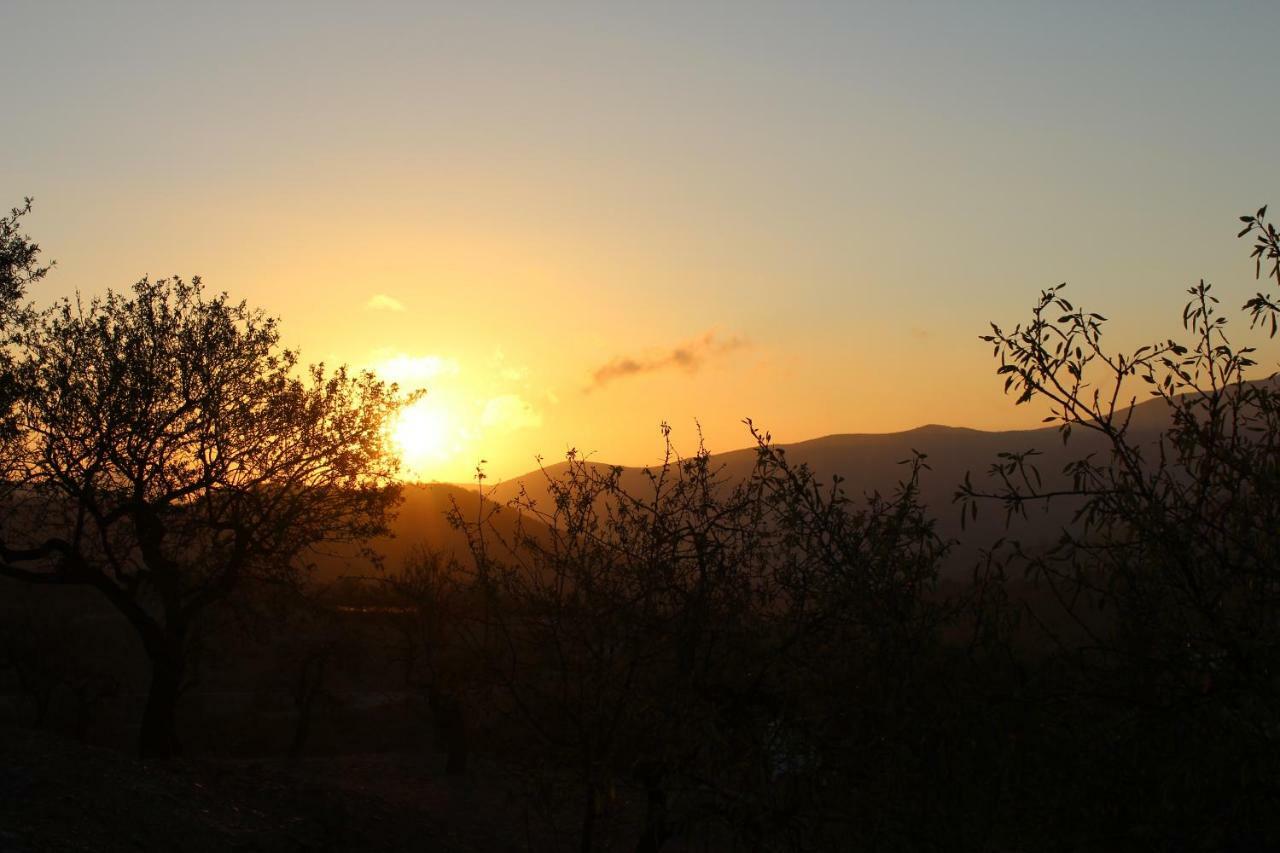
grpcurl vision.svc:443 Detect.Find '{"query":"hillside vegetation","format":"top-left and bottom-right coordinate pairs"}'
top-left (1, 202), bottom-right (1279, 851)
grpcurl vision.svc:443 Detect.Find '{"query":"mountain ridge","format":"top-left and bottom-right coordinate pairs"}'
top-left (376, 388), bottom-right (1217, 577)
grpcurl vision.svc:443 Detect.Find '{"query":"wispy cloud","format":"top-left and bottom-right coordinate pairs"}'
top-left (366, 293), bottom-right (406, 312)
top-left (588, 329), bottom-right (748, 391)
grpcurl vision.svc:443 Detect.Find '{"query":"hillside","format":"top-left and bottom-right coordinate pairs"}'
top-left (310, 483), bottom-right (536, 582)
top-left (477, 393), bottom-right (1186, 574)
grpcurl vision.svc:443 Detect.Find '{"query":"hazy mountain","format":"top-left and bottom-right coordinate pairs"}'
top-left (474, 393), bottom-right (1185, 575)
top-left (364, 391), bottom-right (1211, 579)
top-left (310, 483), bottom-right (532, 582)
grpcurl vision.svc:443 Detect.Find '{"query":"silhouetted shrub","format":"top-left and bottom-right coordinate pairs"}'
top-left (448, 424), bottom-right (948, 851)
top-left (960, 206), bottom-right (1280, 849)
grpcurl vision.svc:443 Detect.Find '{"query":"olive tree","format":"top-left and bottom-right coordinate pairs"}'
top-left (0, 276), bottom-right (409, 757)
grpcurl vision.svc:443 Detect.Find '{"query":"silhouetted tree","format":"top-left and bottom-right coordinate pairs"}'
top-left (278, 590), bottom-right (365, 761)
top-left (0, 198), bottom-right (49, 320)
top-left (0, 200), bottom-right (50, 482)
top-left (454, 425), bottom-right (947, 852)
top-left (959, 205), bottom-right (1280, 848)
top-left (372, 545), bottom-right (474, 774)
top-left (0, 586), bottom-right (118, 737)
top-left (0, 276), bottom-right (408, 757)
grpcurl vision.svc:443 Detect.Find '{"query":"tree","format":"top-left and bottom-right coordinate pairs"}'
top-left (372, 545), bottom-right (475, 775)
top-left (0, 276), bottom-right (409, 757)
top-left (451, 425), bottom-right (947, 852)
top-left (0, 198), bottom-right (49, 317)
top-left (0, 200), bottom-right (50, 477)
top-left (959, 206), bottom-right (1280, 847)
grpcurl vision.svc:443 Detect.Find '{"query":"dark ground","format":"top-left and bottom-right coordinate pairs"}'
top-left (0, 727), bottom-right (545, 852)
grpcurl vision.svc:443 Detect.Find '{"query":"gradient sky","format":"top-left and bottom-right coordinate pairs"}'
top-left (3, 1), bottom-right (1279, 481)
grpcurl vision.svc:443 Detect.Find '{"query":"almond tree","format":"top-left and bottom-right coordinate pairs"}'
top-left (0, 276), bottom-right (408, 757)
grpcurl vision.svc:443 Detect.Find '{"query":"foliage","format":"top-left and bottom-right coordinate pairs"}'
top-left (0, 198), bottom-right (50, 316)
top-left (0, 275), bottom-right (410, 756)
top-left (959, 206), bottom-right (1280, 848)
top-left (0, 200), bottom-right (50, 477)
top-left (3, 197), bottom-right (1279, 849)
top-left (445, 424), bottom-right (948, 851)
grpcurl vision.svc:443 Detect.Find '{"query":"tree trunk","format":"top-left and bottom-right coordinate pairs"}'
top-left (289, 653), bottom-right (327, 760)
top-left (138, 644), bottom-right (184, 759)
top-left (429, 686), bottom-right (469, 775)
top-left (580, 783), bottom-right (597, 853)
top-left (634, 768), bottom-right (669, 853)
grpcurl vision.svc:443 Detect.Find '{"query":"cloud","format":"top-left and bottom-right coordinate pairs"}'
top-left (376, 353), bottom-right (461, 386)
top-left (588, 329), bottom-right (748, 391)
top-left (481, 394), bottom-right (543, 433)
top-left (366, 293), bottom-right (406, 312)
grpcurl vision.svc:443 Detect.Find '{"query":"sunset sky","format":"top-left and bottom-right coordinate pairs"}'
top-left (3, 2), bottom-right (1279, 482)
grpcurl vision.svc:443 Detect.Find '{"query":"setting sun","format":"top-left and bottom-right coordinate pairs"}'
top-left (5, 4), bottom-right (1280, 847)
top-left (391, 398), bottom-right (456, 477)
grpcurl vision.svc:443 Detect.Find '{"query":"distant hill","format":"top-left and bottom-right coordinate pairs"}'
top-left (474, 393), bottom-right (1191, 576)
top-left (310, 483), bottom-right (535, 582)
top-left (475, 426), bottom-right (1094, 575)
top-left (386, 388), bottom-right (1276, 577)
top-left (1, 390), bottom-right (1205, 587)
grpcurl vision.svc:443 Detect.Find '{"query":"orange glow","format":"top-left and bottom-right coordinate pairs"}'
top-left (391, 399), bottom-right (458, 479)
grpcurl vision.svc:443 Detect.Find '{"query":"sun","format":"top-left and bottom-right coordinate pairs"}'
top-left (391, 398), bottom-right (455, 477)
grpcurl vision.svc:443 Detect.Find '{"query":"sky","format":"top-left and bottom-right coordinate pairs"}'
top-left (3, 1), bottom-right (1279, 482)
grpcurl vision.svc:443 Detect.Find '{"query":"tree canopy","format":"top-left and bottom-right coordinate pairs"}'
top-left (0, 274), bottom-right (410, 755)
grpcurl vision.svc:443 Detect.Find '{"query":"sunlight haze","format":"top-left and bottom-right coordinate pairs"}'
top-left (3, 1), bottom-right (1278, 481)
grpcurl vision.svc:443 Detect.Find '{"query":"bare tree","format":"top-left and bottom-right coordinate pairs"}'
top-left (0, 276), bottom-right (410, 757)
